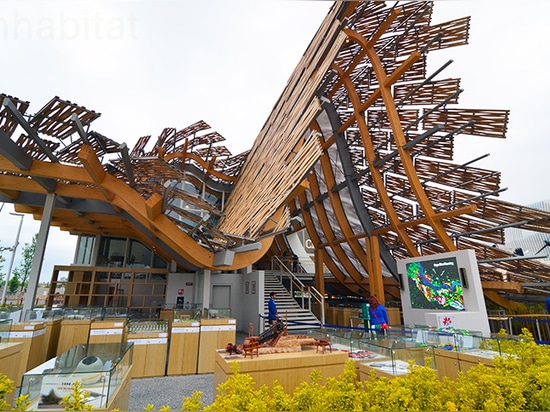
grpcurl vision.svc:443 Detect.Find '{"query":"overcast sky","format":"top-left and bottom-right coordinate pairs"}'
top-left (1, 1), bottom-right (549, 283)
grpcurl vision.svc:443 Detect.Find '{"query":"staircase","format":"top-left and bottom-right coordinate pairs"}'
top-left (263, 272), bottom-right (321, 332)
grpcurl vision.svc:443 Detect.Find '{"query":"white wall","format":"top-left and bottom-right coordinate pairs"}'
top-left (166, 269), bottom-right (265, 334)
top-left (165, 272), bottom-right (196, 308)
top-left (397, 249), bottom-right (491, 336)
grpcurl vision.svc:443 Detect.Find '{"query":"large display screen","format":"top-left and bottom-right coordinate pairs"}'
top-left (405, 256), bottom-right (465, 311)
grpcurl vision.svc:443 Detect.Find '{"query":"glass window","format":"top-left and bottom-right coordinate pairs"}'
top-left (128, 240), bottom-right (152, 268)
top-left (75, 235), bottom-right (95, 265)
top-left (152, 253), bottom-right (167, 269)
top-left (97, 237), bottom-right (127, 267)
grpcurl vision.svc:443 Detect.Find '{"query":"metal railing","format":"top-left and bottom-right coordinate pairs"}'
top-left (488, 310), bottom-right (550, 343)
top-left (271, 255), bottom-right (325, 325)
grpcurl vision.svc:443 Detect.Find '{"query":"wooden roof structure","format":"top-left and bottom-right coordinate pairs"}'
top-left (0, 1), bottom-right (549, 308)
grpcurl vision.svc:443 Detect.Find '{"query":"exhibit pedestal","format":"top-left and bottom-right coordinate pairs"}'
top-left (197, 318), bottom-right (236, 374)
top-left (57, 319), bottom-right (92, 355)
top-left (166, 322), bottom-right (200, 375)
top-left (127, 332), bottom-right (168, 378)
top-left (8, 322), bottom-right (47, 373)
top-left (0, 342), bottom-right (23, 406)
top-left (214, 348), bottom-right (348, 394)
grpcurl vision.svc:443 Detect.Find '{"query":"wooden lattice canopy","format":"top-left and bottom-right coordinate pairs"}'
top-left (0, 1), bottom-right (549, 307)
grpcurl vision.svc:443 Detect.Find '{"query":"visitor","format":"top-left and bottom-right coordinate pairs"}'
top-left (369, 295), bottom-right (388, 330)
top-left (268, 291), bottom-right (278, 325)
top-left (292, 253), bottom-right (298, 272)
top-left (546, 297), bottom-right (550, 314)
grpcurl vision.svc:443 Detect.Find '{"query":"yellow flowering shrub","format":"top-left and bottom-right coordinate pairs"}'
top-left (1, 328), bottom-right (550, 411)
top-left (0, 375), bottom-right (14, 412)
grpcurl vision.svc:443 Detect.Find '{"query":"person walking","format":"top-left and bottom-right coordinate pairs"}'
top-left (268, 291), bottom-right (278, 325)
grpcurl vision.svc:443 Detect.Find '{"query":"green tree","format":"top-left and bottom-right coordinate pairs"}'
top-left (13, 234), bottom-right (37, 304)
top-left (7, 274), bottom-right (19, 295)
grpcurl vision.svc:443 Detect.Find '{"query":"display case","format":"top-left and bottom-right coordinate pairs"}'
top-left (62, 307), bottom-right (102, 320)
top-left (24, 309), bottom-right (64, 362)
top-left (197, 317), bottom-right (236, 374)
top-left (18, 342), bottom-right (133, 410)
top-left (167, 315), bottom-right (200, 376)
top-left (56, 308), bottom-right (98, 356)
top-left (173, 308), bottom-right (202, 322)
top-left (417, 330), bottom-right (520, 380)
top-left (127, 319), bottom-right (168, 334)
top-left (23, 308), bottom-right (63, 322)
top-left (307, 328), bottom-right (435, 378)
top-left (127, 320), bottom-right (169, 378)
top-left (102, 307), bottom-right (129, 320)
top-left (204, 308), bottom-right (231, 319)
top-left (0, 306), bottom-right (22, 322)
top-left (0, 318), bottom-right (12, 342)
top-left (0, 319), bottom-right (22, 406)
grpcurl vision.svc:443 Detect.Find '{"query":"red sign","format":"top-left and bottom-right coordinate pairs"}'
top-left (185, 282), bottom-right (193, 286)
top-left (178, 289), bottom-right (184, 295)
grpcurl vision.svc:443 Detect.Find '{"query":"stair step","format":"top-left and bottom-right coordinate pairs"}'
top-left (262, 272), bottom-right (320, 331)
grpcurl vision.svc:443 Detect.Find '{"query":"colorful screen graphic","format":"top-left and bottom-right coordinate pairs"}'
top-left (406, 256), bottom-right (465, 311)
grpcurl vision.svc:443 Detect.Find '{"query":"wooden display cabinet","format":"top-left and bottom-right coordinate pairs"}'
top-left (8, 322), bottom-right (47, 373)
top-left (166, 321), bottom-right (200, 375)
top-left (43, 318), bottom-right (62, 361)
top-left (197, 318), bottom-right (236, 374)
top-left (214, 348), bottom-right (348, 394)
top-left (57, 319), bottom-right (92, 356)
top-left (127, 320), bottom-right (168, 378)
top-left (0, 342), bottom-right (23, 405)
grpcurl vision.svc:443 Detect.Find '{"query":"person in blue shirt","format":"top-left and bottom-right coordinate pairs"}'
top-left (268, 292), bottom-right (278, 325)
top-left (546, 297), bottom-right (550, 315)
top-left (369, 295), bottom-right (388, 328)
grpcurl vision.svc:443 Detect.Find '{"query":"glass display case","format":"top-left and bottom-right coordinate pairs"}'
top-left (62, 307), bottom-right (101, 320)
top-left (102, 307), bottom-right (129, 320)
top-left (204, 308), bottom-right (231, 319)
top-left (19, 342), bottom-right (133, 410)
top-left (307, 327), bottom-right (435, 376)
top-left (24, 308), bottom-right (63, 321)
top-left (127, 319), bottom-right (168, 334)
top-left (0, 306), bottom-right (22, 321)
top-left (0, 318), bottom-right (12, 342)
top-left (173, 308), bottom-right (202, 323)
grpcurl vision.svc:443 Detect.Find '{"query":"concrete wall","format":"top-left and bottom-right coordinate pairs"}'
top-left (167, 268), bottom-right (265, 334)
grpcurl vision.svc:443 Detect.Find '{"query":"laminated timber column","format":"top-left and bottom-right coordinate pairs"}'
top-left (365, 235), bottom-right (384, 303)
top-left (314, 248), bottom-right (325, 298)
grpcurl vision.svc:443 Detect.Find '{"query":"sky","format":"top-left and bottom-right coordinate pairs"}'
top-left (0, 0), bottom-right (549, 283)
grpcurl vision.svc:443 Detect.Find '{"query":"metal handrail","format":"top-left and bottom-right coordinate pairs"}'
top-left (488, 313), bottom-right (550, 343)
top-left (271, 255), bottom-right (325, 324)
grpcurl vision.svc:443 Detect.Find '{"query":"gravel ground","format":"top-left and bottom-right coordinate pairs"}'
top-left (128, 374), bottom-right (214, 411)
top-left (128, 331), bottom-right (248, 410)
